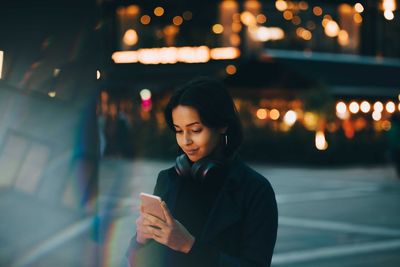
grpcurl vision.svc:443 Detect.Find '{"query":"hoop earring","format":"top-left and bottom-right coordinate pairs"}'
top-left (224, 134), bottom-right (228, 147)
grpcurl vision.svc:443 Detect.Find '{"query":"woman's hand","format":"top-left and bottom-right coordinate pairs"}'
top-left (143, 201), bottom-right (195, 253)
top-left (135, 205), bottom-right (154, 244)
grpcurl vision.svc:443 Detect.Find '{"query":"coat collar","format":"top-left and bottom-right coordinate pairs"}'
top-left (162, 159), bottom-right (243, 243)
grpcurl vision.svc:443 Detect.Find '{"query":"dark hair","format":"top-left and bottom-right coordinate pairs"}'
top-left (164, 77), bottom-right (243, 157)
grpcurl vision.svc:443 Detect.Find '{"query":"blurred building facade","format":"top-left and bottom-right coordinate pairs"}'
top-left (91, 0), bottom-right (400, 163)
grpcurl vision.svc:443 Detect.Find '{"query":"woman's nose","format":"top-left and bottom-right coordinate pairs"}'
top-left (183, 132), bottom-right (193, 145)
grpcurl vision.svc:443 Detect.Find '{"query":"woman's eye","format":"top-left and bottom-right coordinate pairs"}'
top-left (192, 129), bottom-right (202, 133)
top-left (175, 130), bottom-right (183, 134)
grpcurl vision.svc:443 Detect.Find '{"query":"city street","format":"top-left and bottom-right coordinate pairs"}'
top-left (98, 159), bottom-right (400, 267)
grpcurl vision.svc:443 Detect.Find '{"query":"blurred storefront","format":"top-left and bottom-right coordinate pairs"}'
top-left (95, 0), bottom-right (400, 164)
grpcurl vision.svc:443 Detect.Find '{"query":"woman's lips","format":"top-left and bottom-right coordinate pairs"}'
top-left (185, 149), bottom-right (199, 155)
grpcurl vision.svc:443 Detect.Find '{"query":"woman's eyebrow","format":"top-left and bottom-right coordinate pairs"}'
top-left (173, 122), bottom-right (200, 127)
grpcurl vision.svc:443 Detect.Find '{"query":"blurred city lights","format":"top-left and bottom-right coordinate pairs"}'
top-left (386, 101), bottom-right (396, 113)
top-left (353, 13), bottom-right (363, 23)
top-left (354, 3), bottom-right (364, 13)
top-left (240, 11), bottom-right (257, 26)
top-left (360, 101), bottom-right (371, 113)
top-left (140, 15), bottom-right (151, 25)
top-left (154, 7), bottom-right (165, 17)
top-left (382, 0), bottom-right (397, 11)
top-left (48, 91), bottom-right (56, 98)
top-left (315, 131), bottom-right (328, 150)
top-left (126, 5), bottom-right (139, 15)
top-left (373, 101), bottom-right (384, 112)
top-left (173, 16), bottom-right (183, 26)
top-left (349, 101), bottom-right (360, 114)
top-left (283, 110), bottom-right (297, 126)
top-left (212, 24), bottom-right (224, 34)
top-left (398, 103), bottom-right (400, 111)
top-left (324, 20), bottom-right (340, 37)
top-left (275, 0), bottom-right (288, 11)
top-left (336, 101), bottom-right (349, 120)
top-left (210, 47), bottom-right (240, 59)
top-left (225, 64), bottom-right (237, 75)
top-left (112, 46), bottom-right (239, 64)
top-left (183, 11), bottom-right (192, 20)
top-left (270, 109), bottom-right (280, 120)
top-left (232, 22), bottom-right (242, 32)
top-left (384, 10), bottom-right (395, 20)
top-left (338, 30), bottom-right (350, 46)
top-left (304, 112), bottom-right (318, 130)
top-left (382, 0), bottom-right (396, 20)
top-left (256, 108), bottom-right (268, 120)
top-left (299, 1), bottom-right (309, 10)
top-left (283, 10), bottom-right (293, 20)
top-left (292, 16), bottom-right (302, 25)
top-left (256, 14), bottom-right (267, 24)
top-left (230, 34), bottom-right (241, 46)
top-left (140, 89), bottom-right (151, 101)
top-left (382, 120), bottom-right (392, 131)
top-left (336, 101), bottom-right (347, 113)
top-left (297, 27), bottom-right (312, 40)
top-left (123, 29), bottom-right (138, 46)
top-left (372, 110), bottom-right (382, 121)
top-left (250, 26), bottom-right (285, 42)
top-left (96, 70), bottom-right (101, 80)
top-left (53, 68), bottom-right (60, 77)
top-left (112, 51), bottom-right (138, 63)
top-left (0, 50), bottom-right (3, 79)
top-left (313, 6), bottom-right (323, 16)
top-left (176, 46), bottom-right (207, 63)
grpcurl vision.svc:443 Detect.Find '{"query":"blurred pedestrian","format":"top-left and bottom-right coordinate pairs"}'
top-left (125, 77), bottom-right (278, 267)
top-left (388, 113), bottom-right (400, 178)
top-left (104, 103), bottom-right (132, 157)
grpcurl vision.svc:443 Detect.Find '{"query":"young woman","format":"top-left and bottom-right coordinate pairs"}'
top-left (125, 77), bottom-right (278, 267)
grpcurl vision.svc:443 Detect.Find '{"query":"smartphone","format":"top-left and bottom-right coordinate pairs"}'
top-left (140, 192), bottom-right (166, 221)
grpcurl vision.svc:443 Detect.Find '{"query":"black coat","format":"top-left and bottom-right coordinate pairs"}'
top-left (126, 158), bottom-right (278, 267)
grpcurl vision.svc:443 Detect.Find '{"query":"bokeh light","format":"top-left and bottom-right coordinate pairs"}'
top-left (354, 3), bottom-right (364, 13)
top-left (140, 15), bottom-right (151, 25)
top-left (313, 6), bottom-right (323, 16)
top-left (284, 110), bottom-right (297, 126)
top-left (315, 131), bottom-right (328, 150)
top-left (225, 64), bottom-right (237, 75)
top-left (275, 0), bottom-right (288, 11)
top-left (373, 101), bottom-right (384, 112)
top-left (173, 16), bottom-right (183, 26)
top-left (384, 10), bottom-right (394, 20)
top-left (386, 101), bottom-right (396, 113)
top-left (212, 24), bottom-right (224, 34)
top-left (256, 108), bottom-right (268, 120)
top-left (360, 101), bottom-right (371, 113)
top-left (154, 7), bottom-right (165, 17)
top-left (336, 101), bottom-right (347, 114)
top-left (372, 110), bottom-right (382, 121)
top-left (324, 20), bottom-right (340, 37)
top-left (123, 29), bottom-right (138, 46)
top-left (256, 14), bottom-right (267, 24)
top-left (349, 101), bottom-right (360, 114)
top-left (140, 89), bottom-right (151, 101)
top-left (270, 109), bottom-right (280, 120)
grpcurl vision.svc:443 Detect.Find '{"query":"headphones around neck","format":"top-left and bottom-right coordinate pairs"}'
top-left (174, 154), bottom-right (224, 182)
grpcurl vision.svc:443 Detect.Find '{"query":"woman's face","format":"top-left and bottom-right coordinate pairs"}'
top-left (172, 105), bottom-right (225, 162)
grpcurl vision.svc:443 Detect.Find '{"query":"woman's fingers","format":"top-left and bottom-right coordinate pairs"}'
top-left (161, 201), bottom-right (173, 224)
top-left (143, 213), bottom-right (166, 229)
